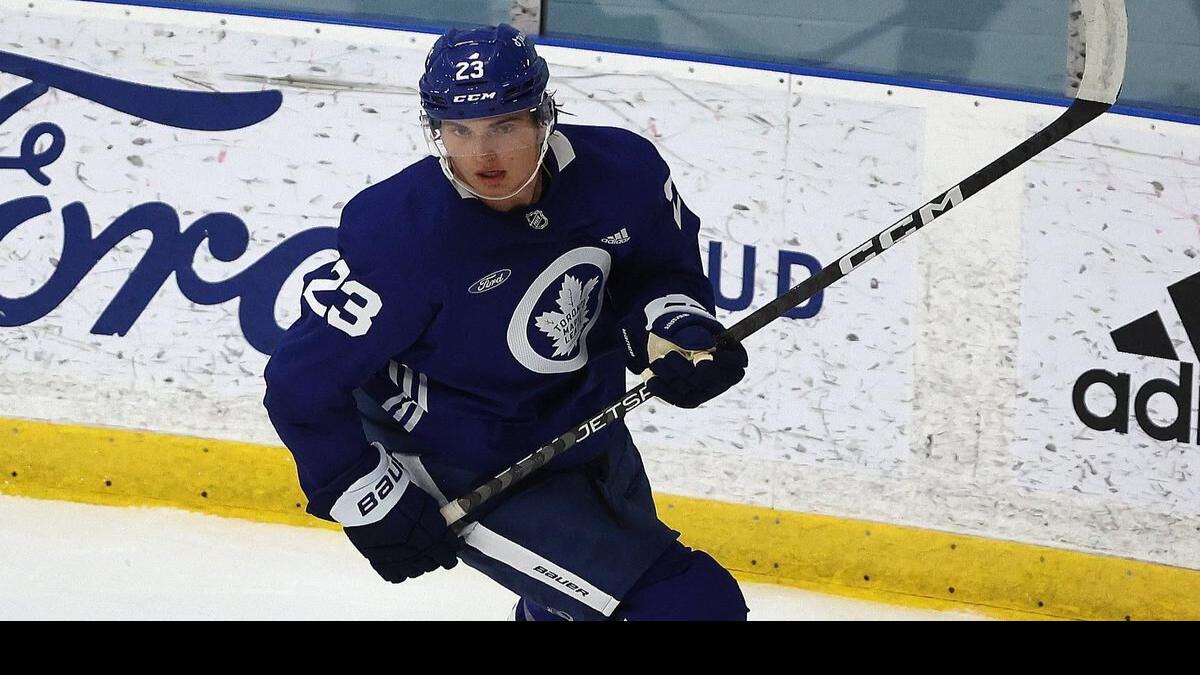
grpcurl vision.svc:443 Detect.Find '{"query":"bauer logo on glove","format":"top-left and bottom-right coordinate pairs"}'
top-left (307, 442), bottom-right (461, 584)
top-left (621, 296), bottom-right (748, 409)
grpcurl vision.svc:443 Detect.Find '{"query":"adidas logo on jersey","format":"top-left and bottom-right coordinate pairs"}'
top-left (601, 228), bottom-right (630, 245)
top-left (1073, 269), bottom-right (1200, 443)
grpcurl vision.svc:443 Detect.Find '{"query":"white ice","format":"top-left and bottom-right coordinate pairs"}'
top-left (0, 495), bottom-right (988, 620)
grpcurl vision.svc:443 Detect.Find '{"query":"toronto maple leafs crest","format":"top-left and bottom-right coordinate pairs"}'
top-left (507, 247), bottom-right (612, 374)
top-left (535, 274), bottom-right (600, 357)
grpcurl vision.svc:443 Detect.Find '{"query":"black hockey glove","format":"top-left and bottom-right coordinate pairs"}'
top-left (622, 311), bottom-right (748, 409)
top-left (307, 443), bottom-right (460, 583)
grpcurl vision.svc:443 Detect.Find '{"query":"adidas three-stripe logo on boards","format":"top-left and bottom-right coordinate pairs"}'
top-left (1074, 270), bottom-right (1200, 443)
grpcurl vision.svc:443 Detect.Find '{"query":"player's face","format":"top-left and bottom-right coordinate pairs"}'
top-left (439, 112), bottom-right (545, 200)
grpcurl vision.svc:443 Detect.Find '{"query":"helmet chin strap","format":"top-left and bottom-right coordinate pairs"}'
top-left (437, 132), bottom-right (553, 203)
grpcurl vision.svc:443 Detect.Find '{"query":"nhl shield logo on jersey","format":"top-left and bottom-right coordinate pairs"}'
top-left (526, 209), bottom-right (549, 230)
top-left (507, 247), bottom-right (611, 374)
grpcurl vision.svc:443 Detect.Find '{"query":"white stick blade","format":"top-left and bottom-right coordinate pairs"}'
top-left (1078, 0), bottom-right (1128, 104)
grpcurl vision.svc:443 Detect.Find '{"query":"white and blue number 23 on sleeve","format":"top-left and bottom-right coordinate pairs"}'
top-left (301, 258), bottom-right (383, 338)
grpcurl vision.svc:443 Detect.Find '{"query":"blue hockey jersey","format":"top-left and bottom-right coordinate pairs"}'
top-left (263, 124), bottom-right (714, 511)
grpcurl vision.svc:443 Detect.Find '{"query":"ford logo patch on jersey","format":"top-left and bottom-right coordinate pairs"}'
top-left (469, 269), bottom-right (512, 294)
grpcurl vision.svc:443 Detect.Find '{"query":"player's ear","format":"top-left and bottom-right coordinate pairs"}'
top-left (535, 94), bottom-right (558, 129)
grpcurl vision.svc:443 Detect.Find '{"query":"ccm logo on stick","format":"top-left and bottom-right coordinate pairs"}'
top-left (837, 185), bottom-right (964, 275)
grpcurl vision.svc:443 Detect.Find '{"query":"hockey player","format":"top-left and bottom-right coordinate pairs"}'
top-left (263, 23), bottom-right (750, 621)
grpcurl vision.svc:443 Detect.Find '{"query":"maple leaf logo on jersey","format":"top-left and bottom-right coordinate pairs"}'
top-left (508, 248), bottom-right (611, 374)
top-left (534, 274), bottom-right (599, 357)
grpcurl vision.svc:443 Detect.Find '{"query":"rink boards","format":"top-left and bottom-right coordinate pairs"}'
top-left (0, 0), bottom-right (1198, 618)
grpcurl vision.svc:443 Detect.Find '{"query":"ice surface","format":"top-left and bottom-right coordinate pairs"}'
top-left (0, 496), bottom-right (987, 620)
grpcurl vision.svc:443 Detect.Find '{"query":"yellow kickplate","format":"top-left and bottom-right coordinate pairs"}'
top-left (657, 494), bottom-right (1200, 621)
top-left (1, 417), bottom-right (331, 529)
top-left (3, 417), bottom-right (1197, 619)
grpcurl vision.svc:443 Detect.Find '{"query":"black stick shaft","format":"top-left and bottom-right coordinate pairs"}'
top-left (722, 99), bottom-right (1109, 346)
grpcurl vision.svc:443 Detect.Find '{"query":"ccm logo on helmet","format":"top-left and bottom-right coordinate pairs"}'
top-left (452, 92), bottom-right (497, 103)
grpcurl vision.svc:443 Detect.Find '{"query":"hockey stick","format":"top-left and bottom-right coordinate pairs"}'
top-left (441, 0), bottom-right (1128, 529)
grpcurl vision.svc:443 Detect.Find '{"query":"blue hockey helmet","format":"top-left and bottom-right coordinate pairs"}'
top-left (419, 24), bottom-right (551, 121)
top-left (419, 24), bottom-right (558, 203)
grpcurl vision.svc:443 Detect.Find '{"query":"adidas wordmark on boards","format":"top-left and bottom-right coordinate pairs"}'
top-left (1074, 270), bottom-right (1200, 444)
top-left (1074, 363), bottom-right (1196, 443)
